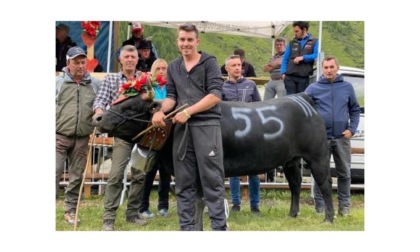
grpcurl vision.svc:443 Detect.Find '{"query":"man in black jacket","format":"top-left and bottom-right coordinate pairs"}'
top-left (220, 48), bottom-right (256, 77)
top-left (136, 40), bottom-right (156, 72)
top-left (122, 22), bottom-right (146, 48)
top-left (281, 21), bottom-right (318, 95)
top-left (152, 23), bottom-right (227, 231)
top-left (56, 23), bottom-right (77, 72)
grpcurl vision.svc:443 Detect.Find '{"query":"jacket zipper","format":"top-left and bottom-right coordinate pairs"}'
top-left (74, 83), bottom-right (80, 137)
top-left (331, 84), bottom-right (335, 137)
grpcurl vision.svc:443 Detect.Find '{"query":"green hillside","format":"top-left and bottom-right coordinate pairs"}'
top-left (120, 21), bottom-right (364, 77)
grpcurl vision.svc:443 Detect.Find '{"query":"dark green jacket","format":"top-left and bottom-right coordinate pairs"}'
top-left (56, 69), bottom-right (101, 137)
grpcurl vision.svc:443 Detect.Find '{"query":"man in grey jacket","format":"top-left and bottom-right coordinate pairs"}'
top-left (56, 46), bottom-right (101, 225)
top-left (152, 24), bottom-right (227, 231)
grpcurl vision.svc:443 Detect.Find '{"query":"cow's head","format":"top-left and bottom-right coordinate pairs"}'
top-left (93, 95), bottom-right (161, 143)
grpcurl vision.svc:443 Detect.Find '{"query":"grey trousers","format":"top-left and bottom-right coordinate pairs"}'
top-left (102, 138), bottom-right (146, 220)
top-left (314, 137), bottom-right (352, 210)
top-left (56, 134), bottom-right (89, 213)
top-left (263, 79), bottom-right (286, 100)
top-left (173, 124), bottom-right (227, 231)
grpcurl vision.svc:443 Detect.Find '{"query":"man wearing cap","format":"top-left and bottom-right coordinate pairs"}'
top-left (123, 22), bottom-right (146, 48)
top-left (56, 23), bottom-right (77, 72)
top-left (122, 21), bottom-right (158, 60)
top-left (136, 40), bottom-right (157, 72)
top-left (56, 46), bottom-right (101, 225)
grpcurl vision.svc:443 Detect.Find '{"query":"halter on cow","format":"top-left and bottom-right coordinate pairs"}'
top-left (93, 93), bottom-right (335, 224)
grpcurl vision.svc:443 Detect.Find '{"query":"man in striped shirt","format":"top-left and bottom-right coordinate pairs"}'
top-left (93, 45), bottom-right (148, 231)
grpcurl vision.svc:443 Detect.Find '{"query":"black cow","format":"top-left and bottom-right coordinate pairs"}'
top-left (93, 93), bottom-right (334, 225)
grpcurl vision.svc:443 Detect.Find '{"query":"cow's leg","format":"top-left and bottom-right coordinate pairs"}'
top-left (311, 159), bottom-right (334, 223)
top-left (283, 158), bottom-right (302, 218)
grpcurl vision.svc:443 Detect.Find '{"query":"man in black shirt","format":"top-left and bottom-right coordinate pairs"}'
top-left (220, 48), bottom-right (256, 77)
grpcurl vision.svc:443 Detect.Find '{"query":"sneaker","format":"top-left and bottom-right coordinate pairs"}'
top-left (126, 216), bottom-right (148, 226)
top-left (102, 219), bottom-right (115, 231)
top-left (231, 205), bottom-right (241, 212)
top-left (158, 209), bottom-right (169, 217)
top-left (64, 212), bottom-right (80, 225)
top-left (251, 207), bottom-right (261, 215)
top-left (338, 207), bottom-right (350, 217)
top-left (140, 210), bottom-right (155, 219)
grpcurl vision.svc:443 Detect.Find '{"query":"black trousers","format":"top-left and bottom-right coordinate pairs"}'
top-left (284, 75), bottom-right (310, 95)
top-left (139, 161), bottom-right (171, 212)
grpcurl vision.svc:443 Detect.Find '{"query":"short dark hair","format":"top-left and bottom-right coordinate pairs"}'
top-left (293, 21), bottom-right (310, 31)
top-left (233, 49), bottom-right (245, 58)
top-left (178, 23), bottom-right (199, 38)
top-left (322, 56), bottom-right (339, 66)
top-left (275, 37), bottom-right (286, 44)
top-left (224, 55), bottom-right (240, 65)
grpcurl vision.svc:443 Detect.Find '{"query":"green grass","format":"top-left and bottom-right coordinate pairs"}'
top-left (56, 189), bottom-right (364, 231)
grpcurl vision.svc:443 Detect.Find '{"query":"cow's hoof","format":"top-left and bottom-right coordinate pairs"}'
top-left (322, 218), bottom-right (334, 224)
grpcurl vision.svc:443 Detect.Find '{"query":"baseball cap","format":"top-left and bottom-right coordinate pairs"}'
top-left (56, 23), bottom-right (70, 33)
top-left (137, 40), bottom-right (152, 50)
top-left (131, 22), bottom-right (143, 32)
top-left (66, 46), bottom-right (87, 61)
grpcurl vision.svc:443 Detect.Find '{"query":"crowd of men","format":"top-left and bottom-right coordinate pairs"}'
top-left (56, 21), bottom-right (360, 231)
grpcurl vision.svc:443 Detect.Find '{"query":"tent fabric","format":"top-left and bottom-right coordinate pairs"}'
top-left (56, 21), bottom-right (294, 73)
top-left (141, 21), bottom-right (292, 39)
top-left (56, 21), bottom-right (115, 72)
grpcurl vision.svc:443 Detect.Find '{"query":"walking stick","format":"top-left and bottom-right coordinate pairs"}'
top-left (131, 104), bottom-right (188, 141)
top-left (73, 127), bottom-right (97, 231)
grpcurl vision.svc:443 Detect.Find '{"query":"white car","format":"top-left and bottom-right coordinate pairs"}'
top-left (332, 66), bottom-right (365, 183)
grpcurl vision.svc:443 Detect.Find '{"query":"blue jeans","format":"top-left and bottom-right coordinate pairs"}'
top-left (229, 175), bottom-right (260, 208)
top-left (314, 137), bottom-right (351, 210)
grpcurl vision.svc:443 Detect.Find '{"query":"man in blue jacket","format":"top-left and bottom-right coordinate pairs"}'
top-left (281, 21), bottom-right (318, 95)
top-left (305, 56), bottom-right (360, 216)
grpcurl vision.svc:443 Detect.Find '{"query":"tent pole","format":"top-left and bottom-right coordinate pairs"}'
top-left (271, 22), bottom-right (275, 56)
top-left (271, 38), bottom-right (275, 56)
top-left (106, 21), bottom-right (113, 73)
top-left (316, 21), bottom-right (323, 81)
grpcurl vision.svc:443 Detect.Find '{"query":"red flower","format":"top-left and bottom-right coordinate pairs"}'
top-left (117, 79), bottom-right (135, 95)
top-left (156, 74), bottom-right (167, 86)
top-left (121, 83), bottom-right (132, 89)
top-left (133, 80), bottom-right (142, 91)
top-left (134, 74), bottom-right (149, 91)
top-left (81, 21), bottom-right (101, 39)
top-left (117, 74), bottom-right (151, 97)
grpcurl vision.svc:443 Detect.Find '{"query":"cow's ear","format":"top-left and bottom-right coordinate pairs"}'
top-left (148, 102), bottom-right (161, 114)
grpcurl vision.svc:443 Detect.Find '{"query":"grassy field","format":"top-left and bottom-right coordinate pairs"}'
top-left (56, 189), bottom-right (364, 231)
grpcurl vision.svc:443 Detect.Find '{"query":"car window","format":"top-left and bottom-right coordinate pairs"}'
top-left (340, 74), bottom-right (364, 112)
